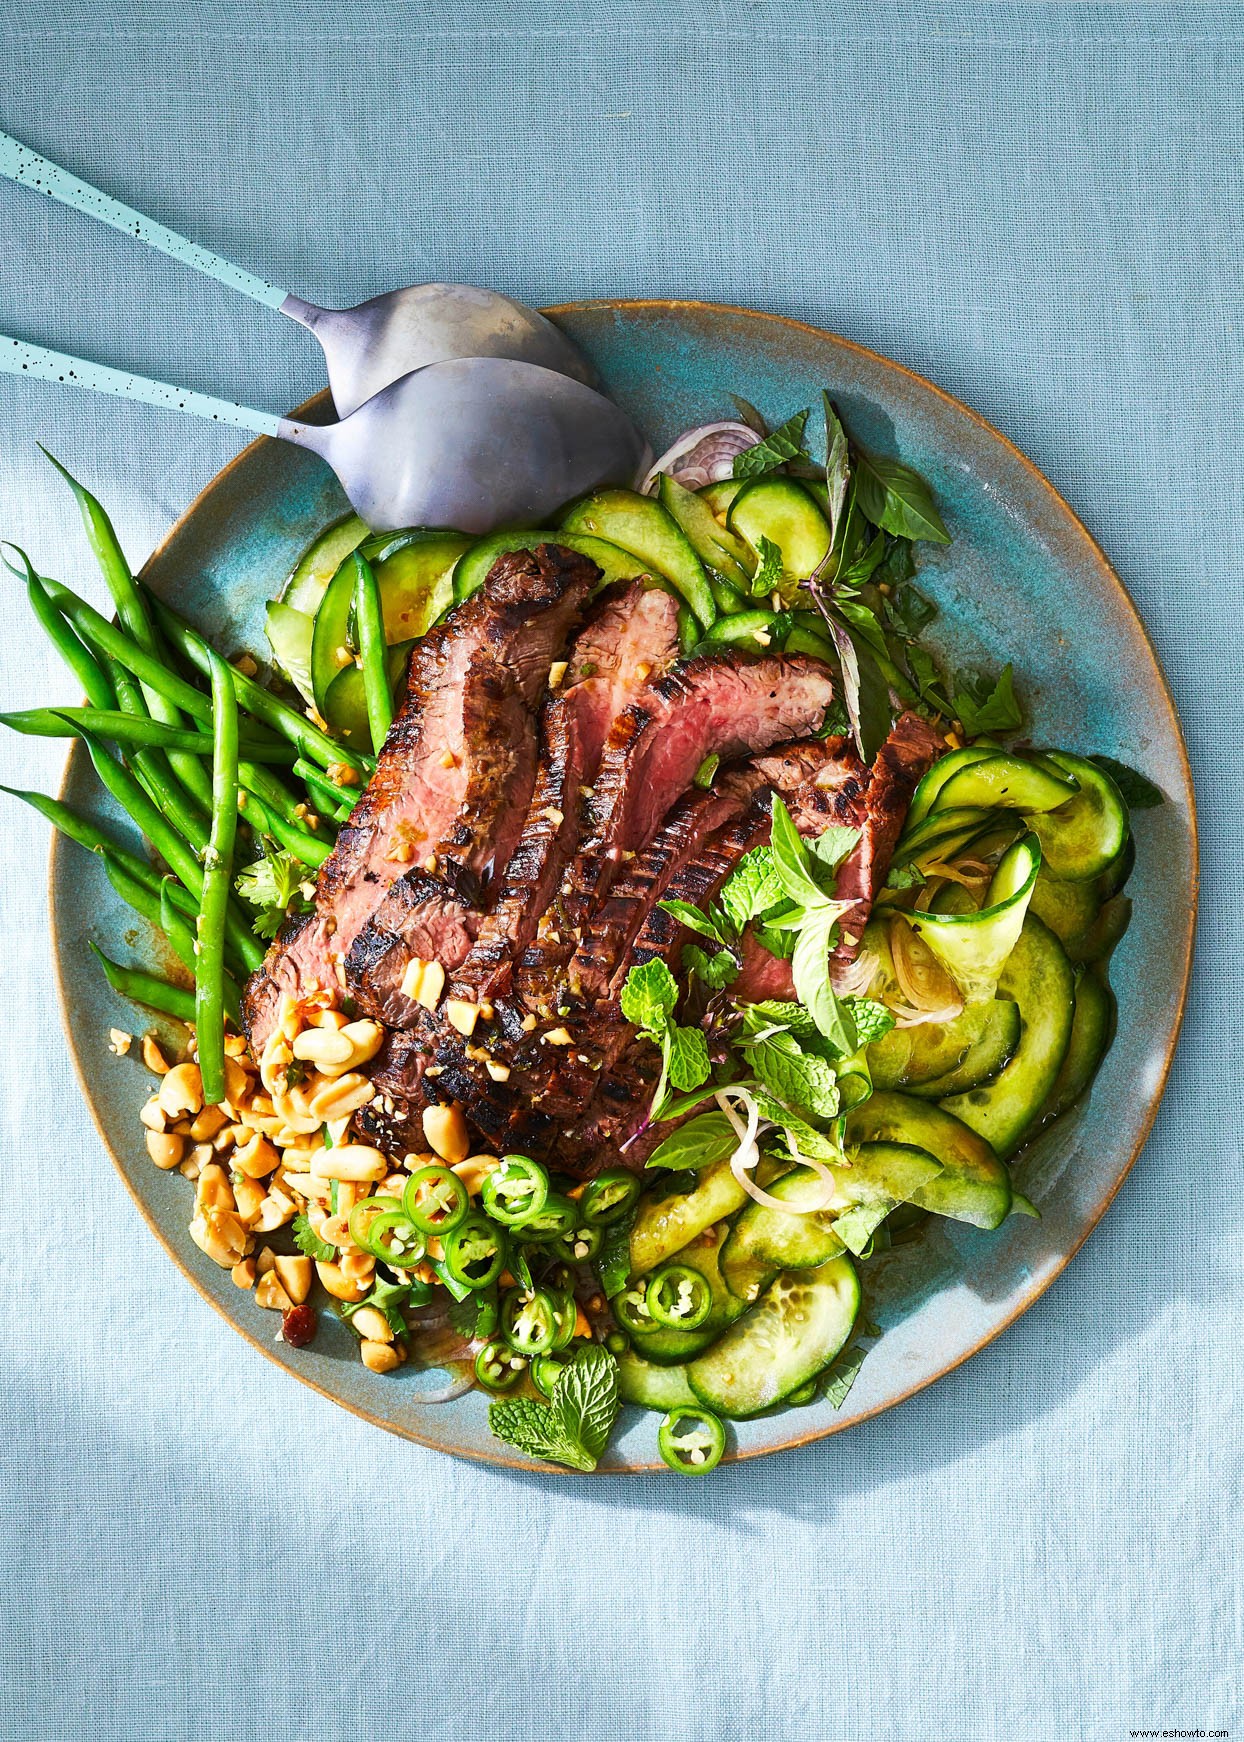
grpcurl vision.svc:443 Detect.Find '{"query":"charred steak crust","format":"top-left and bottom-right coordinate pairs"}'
top-left (242, 543), bottom-right (597, 1049)
top-left (446, 581), bottom-right (681, 1006)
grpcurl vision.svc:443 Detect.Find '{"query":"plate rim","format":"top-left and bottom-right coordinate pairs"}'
top-left (49, 297), bottom-right (1199, 1472)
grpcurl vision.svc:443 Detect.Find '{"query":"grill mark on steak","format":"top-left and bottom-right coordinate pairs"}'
top-left (445, 582), bottom-right (680, 1006)
top-left (242, 543), bottom-right (596, 1050)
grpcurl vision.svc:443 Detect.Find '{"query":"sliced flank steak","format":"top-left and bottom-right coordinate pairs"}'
top-left (241, 543), bottom-right (596, 1050)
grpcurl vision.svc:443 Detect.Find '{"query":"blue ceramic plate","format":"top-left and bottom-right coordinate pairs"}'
top-left (51, 301), bottom-right (1197, 1470)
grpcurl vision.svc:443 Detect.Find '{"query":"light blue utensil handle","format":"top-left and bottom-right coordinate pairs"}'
top-left (0, 335), bottom-right (285, 435)
top-left (0, 127), bottom-right (288, 311)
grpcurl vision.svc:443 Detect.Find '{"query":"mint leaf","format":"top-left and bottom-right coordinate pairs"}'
top-left (752, 1089), bottom-right (844, 1161)
top-left (717, 846), bottom-right (783, 934)
top-left (808, 824), bottom-right (861, 876)
top-left (666, 1023), bottom-right (711, 1093)
top-left (744, 1026), bottom-right (840, 1122)
top-left (291, 1211), bottom-right (335, 1264)
top-left (751, 534), bottom-right (784, 596)
top-left (853, 451), bottom-right (950, 544)
top-left (488, 1397), bottom-right (594, 1471)
top-left (885, 862), bottom-right (926, 891)
top-left (682, 943), bottom-right (739, 990)
top-left (951, 664), bottom-right (1023, 736)
top-left (844, 997), bottom-right (895, 1046)
top-left (746, 1000), bottom-right (820, 1042)
top-left (645, 1110), bottom-right (738, 1171)
top-left (732, 408), bottom-right (811, 478)
top-left (1089, 755), bottom-right (1163, 810)
top-left (620, 958), bottom-right (679, 1029)
top-left (554, 1344), bottom-right (620, 1465)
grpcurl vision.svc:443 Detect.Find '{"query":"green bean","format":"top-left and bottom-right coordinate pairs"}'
top-left (293, 758), bottom-right (356, 823)
top-left (7, 546), bottom-right (117, 709)
top-left (72, 728), bottom-right (264, 974)
top-left (104, 663), bottom-right (213, 844)
top-left (351, 552), bottom-right (393, 753)
top-left (90, 941), bottom-right (196, 1024)
top-left (196, 650), bottom-right (240, 1102)
top-left (240, 784), bottom-right (332, 868)
top-left (99, 854), bottom-right (244, 1027)
top-left (39, 578), bottom-right (211, 720)
top-left (0, 706), bottom-right (297, 761)
top-left (145, 590), bottom-right (371, 776)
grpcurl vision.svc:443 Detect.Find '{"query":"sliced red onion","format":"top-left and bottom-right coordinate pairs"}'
top-left (640, 421), bottom-right (761, 495)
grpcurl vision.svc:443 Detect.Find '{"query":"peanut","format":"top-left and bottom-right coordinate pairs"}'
top-left (158, 1061), bottom-right (203, 1119)
top-left (422, 1103), bottom-right (469, 1164)
top-left (145, 1129), bottom-right (185, 1170)
top-left (360, 1339), bottom-right (401, 1374)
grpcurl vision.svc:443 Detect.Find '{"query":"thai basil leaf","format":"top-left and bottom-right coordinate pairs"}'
top-left (853, 450), bottom-right (950, 544)
top-left (645, 1110), bottom-right (739, 1171)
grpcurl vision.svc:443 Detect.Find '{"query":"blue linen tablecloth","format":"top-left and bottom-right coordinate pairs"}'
top-left (0, 4), bottom-right (1239, 1738)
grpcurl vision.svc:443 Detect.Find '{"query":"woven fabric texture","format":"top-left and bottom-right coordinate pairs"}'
top-left (0, 4), bottom-right (1238, 1739)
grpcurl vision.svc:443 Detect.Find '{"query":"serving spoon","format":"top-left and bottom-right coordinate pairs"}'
top-left (0, 128), bottom-right (593, 415)
top-left (0, 335), bottom-right (647, 533)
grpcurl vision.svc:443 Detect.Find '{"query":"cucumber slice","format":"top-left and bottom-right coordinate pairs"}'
top-left (687, 1255), bottom-right (860, 1419)
top-left (847, 1091), bottom-right (1011, 1229)
top-left (1039, 967), bottom-right (1114, 1124)
top-left (451, 527), bottom-right (650, 605)
top-left (283, 514), bottom-right (369, 615)
top-left (830, 1141), bottom-right (944, 1255)
top-left (698, 478), bottom-right (748, 516)
top-left (701, 607), bottom-right (789, 649)
top-left (310, 556), bottom-right (359, 718)
top-left (892, 805), bottom-right (994, 868)
top-left (910, 999), bottom-right (1021, 1098)
top-left (1028, 869), bottom-right (1100, 958)
top-left (365, 531), bottom-right (470, 643)
top-left (1079, 892), bottom-right (1132, 962)
top-left (721, 1169), bottom-right (846, 1289)
top-left (931, 754), bottom-right (1077, 816)
top-left (265, 600), bottom-right (316, 705)
top-left (659, 474), bottom-right (754, 590)
top-left (942, 916), bottom-right (1076, 1159)
top-left (629, 1159), bottom-right (748, 1277)
top-left (322, 642), bottom-right (410, 744)
top-left (627, 1221), bottom-right (767, 1364)
top-left (559, 490), bottom-right (717, 628)
top-left (616, 1352), bottom-right (698, 1411)
top-left (906, 745), bottom-right (999, 828)
top-left (784, 623), bottom-right (837, 663)
top-left (1029, 750), bottom-right (1130, 881)
top-left (904, 833), bottom-right (1041, 1003)
top-left (727, 476), bottom-right (831, 583)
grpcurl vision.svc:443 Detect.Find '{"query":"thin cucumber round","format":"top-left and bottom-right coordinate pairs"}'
top-left (1029, 750), bottom-right (1130, 881)
top-left (931, 753), bottom-right (1077, 816)
top-left (904, 833), bottom-right (1041, 1004)
top-left (720, 1168), bottom-right (845, 1289)
top-left (701, 607), bottom-right (788, 649)
top-left (698, 478), bottom-right (748, 516)
top-left (628, 1158), bottom-right (749, 1278)
top-left (727, 476), bottom-right (831, 581)
top-left (1028, 868), bottom-right (1101, 958)
top-left (892, 805), bottom-right (994, 868)
top-left (282, 514), bottom-right (368, 615)
top-left (941, 916), bottom-right (1076, 1159)
top-left (264, 600), bottom-right (316, 705)
top-left (558, 490), bottom-right (717, 628)
top-left (616, 1352), bottom-right (698, 1412)
top-left (846, 1091), bottom-right (1012, 1229)
top-left (830, 1141), bottom-right (944, 1255)
top-left (906, 744), bottom-right (999, 828)
top-left (365, 531), bottom-right (470, 643)
top-left (867, 997), bottom-right (1014, 1092)
top-left (687, 1255), bottom-right (860, 1419)
top-left (626, 1221), bottom-right (765, 1365)
top-left (659, 473), bottom-right (754, 591)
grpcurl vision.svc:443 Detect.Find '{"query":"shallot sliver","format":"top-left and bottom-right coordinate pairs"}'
top-left (640, 421), bottom-right (760, 494)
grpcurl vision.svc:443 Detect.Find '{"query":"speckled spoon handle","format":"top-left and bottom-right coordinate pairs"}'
top-left (0, 334), bottom-right (287, 434)
top-left (0, 127), bottom-right (289, 310)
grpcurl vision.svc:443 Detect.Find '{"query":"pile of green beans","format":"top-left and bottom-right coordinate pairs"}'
top-left (1, 455), bottom-right (381, 1046)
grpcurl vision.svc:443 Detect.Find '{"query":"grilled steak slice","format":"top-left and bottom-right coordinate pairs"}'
top-left (446, 582), bottom-right (680, 1006)
top-left (242, 543), bottom-right (596, 1050)
top-left (516, 651), bottom-right (835, 1013)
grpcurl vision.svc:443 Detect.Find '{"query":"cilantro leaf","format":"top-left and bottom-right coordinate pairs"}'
top-left (1089, 755), bottom-right (1164, 810)
top-left (620, 958), bottom-right (679, 1029)
top-left (951, 664), bottom-right (1023, 736)
top-left (853, 450), bottom-right (950, 544)
top-left (666, 1023), bottom-right (711, 1093)
top-left (843, 997), bottom-right (895, 1046)
top-left (645, 1110), bottom-right (738, 1171)
top-left (235, 844), bottom-right (310, 938)
top-left (885, 862), bottom-right (927, 891)
top-left (291, 1212), bottom-right (335, 1264)
top-left (717, 846), bottom-right (783, 934)
top-left (732, 408), bottom-right (811, 478)
top-left (448, 1285), bottom-right (498, 1341)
